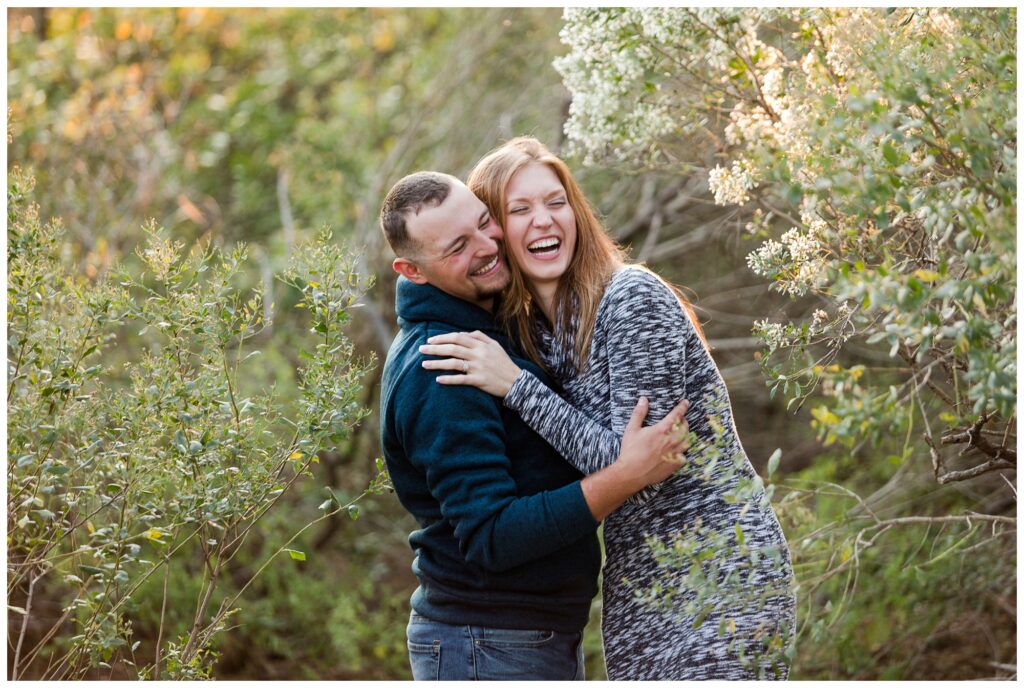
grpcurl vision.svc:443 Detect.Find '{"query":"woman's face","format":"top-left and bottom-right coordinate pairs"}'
top-left (503, 162), bottom-right (577, 291)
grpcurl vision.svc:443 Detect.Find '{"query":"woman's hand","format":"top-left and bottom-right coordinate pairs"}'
top-left (615, 397), bottom-right (690, 491)
top-left (419, 331), bottom-right (522, 398)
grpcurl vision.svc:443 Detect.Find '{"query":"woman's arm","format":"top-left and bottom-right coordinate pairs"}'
top-left (419, 331), bottom-right (688, 489)
top-left (503, 368), bottom-right (624, 472)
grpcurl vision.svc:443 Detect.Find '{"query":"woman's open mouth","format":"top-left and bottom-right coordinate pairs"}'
top-left (527, 237), bottom-right (562, 260)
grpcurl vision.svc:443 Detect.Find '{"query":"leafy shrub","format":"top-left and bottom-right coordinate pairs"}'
top-left (7, 167), bottom-right (382, 679)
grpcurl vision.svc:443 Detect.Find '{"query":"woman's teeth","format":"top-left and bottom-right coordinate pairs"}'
top-left (472, 256), bottom-right (498, 276)
top-left (528, 238), bottom-right (561, 254)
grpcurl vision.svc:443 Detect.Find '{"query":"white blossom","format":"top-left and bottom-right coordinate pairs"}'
top-left (753, 320), bottom-right (787, 351)
top-left (708, 159), bottom-right (755, 205)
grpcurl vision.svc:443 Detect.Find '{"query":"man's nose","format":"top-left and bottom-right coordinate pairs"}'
top-left (474, 231), bottom-right (499, 254)
top-left (485, 220), bottom-right (504, 241)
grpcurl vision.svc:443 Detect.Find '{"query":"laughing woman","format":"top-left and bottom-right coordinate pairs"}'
top-left (419, 138), bottom-right (795, 680)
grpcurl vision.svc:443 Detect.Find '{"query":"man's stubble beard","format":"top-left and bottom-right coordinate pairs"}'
top-left (474, 268), bottom-right (511, 303)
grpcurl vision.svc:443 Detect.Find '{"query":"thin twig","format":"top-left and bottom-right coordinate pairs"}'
top-left (12, 571), bottom-right (41, 680)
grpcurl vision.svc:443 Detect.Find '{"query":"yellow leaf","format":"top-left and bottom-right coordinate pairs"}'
top-left (811, 405), bottom-right (839, 426)
top-left (289, 451), bottom-right (304, 460)
top-left (144, 528), bottom-right (165, 541)
top-left (373, 28), bottom-right (395, 52)
top-left (913, 269), bottom-right (941, 282)
top-left (86, 521), bottom-right (95, 534)
top-left (115, 20), bottom-right (133, 41)
top-left (727, 618), bottom-right (737, 634)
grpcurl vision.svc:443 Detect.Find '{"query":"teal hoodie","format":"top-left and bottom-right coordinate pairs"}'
top-left (380, 277), bottom-right (600, 632)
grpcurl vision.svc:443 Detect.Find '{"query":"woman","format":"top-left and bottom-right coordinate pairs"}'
top-left (419, 138), bottom-right (795, 679)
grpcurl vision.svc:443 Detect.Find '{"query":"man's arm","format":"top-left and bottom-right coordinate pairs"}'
top-left (578, 396), bottom-right (688, 521)
top-left (398, 364), bottom-right (684, 570)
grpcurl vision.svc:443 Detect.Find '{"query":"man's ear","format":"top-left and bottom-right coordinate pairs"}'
top-left (393, 257), bottom-right (428, 284)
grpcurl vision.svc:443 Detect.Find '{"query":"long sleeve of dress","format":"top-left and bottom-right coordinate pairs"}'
top-left (505, 370), bottom-right (662, 505)
top-left (505, 369), bottom-right (622, 472)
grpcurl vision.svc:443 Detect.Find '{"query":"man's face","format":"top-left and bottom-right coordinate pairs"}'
top-left (398, 182), bottom-right (510, 310)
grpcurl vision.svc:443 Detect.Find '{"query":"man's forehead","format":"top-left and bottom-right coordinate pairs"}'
top-left (408, 185), bottom-right (482, 244)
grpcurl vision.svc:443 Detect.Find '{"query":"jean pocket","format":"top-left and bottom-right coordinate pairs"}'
top-left (473, 630), bottom-right (579, 681)
top-left (408, 639), bottom-right (441, 681)
top-left (473, 627), bottom-right (555, 648)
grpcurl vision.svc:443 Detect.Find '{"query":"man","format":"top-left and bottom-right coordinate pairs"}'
top-left (378, 171), bottom-right (687, 680)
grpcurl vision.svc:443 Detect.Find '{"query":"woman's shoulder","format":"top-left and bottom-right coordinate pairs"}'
top-left (597, 265), bottom-right (698, 336)
top-left (603, 265), bottom-right (681, 312)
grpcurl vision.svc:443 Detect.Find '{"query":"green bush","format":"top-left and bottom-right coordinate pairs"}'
top-left (7, 167), bottom-right (382, 679)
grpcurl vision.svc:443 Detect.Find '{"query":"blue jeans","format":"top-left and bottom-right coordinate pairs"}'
top-left (406, 610), bottom-right (584, 681)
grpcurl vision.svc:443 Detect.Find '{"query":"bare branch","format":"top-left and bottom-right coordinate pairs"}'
top-left (937, 458), bottom-right (1016, 484)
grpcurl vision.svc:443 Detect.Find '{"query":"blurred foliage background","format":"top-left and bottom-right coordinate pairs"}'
top-left (7, 7), bottom-right (1015, 680)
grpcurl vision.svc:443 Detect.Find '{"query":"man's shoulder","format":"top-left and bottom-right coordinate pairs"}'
top-left (383, 321), bottom-right (502, 420)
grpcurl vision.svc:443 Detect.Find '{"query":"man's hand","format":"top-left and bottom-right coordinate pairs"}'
top-left (580, 396), bottom-right (689, 521)
top-left (616, 396), bottom-right (690, 491)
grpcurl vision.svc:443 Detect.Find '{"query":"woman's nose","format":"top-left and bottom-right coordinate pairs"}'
top-left (532, 210), bottom-right (552, 228)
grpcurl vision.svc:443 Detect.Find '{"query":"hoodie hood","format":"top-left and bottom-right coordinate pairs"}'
top-left (395, 276), bottom-right (502, 335)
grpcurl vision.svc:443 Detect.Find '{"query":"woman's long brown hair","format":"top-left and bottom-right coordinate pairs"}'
top-left (467, 137), bottom-right (705, 372)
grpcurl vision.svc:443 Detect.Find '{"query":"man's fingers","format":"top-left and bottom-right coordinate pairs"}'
top-left (626, 396), bottom-right (649, 432)
top-left (655, 399), bottom-right (690, 430)
top-left (666, 434), bottom-right (689, 453)
top-left (670, 399), bottom-right (690, 421)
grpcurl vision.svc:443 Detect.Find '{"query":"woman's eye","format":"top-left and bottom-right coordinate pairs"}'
top-left (550, 199), bottom-right (566, 207)
top-left (509, 207), bottom-right (527, 214)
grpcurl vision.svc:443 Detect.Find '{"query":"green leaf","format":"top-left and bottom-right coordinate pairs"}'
top-left (766, 448), bottom-right (782, 479)
top-left (285, 549), bottom-right (306, 561)
top-left (882, 141), bottom-right (901, 165)
top-left (347, 504), bottom-right (361, 520)
top-left (173, 429), bottom-right (187, 452)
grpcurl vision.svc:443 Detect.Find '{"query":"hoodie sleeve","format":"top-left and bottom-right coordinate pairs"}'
top-left (394, 364), bottom-right (599, 573)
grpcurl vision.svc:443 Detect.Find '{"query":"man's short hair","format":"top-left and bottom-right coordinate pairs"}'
top-left (379, 171), bottom-right (456, 257)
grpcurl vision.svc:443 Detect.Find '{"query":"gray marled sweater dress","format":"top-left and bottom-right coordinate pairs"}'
top-left (504, 267), bottom-right (795, 680)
